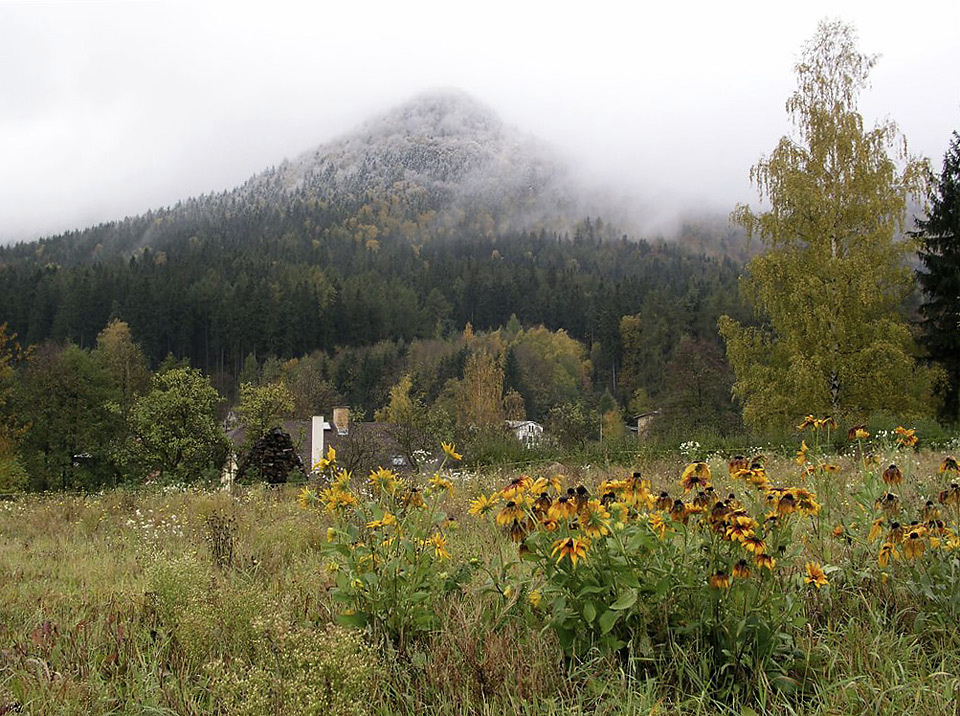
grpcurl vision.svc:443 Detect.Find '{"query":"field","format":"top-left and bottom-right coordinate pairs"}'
top-left (2, 429), bottom-right (960, 715)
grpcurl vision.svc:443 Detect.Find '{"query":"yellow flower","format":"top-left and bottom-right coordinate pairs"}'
top-left (710, 571), bottom-right (731, 589)
top-left (724, 513), bottom-right (759, 543)
top-left (366, 512), bottom-right (397, 529)
top-left (313, 445), bottom-right (337, 472)
top-left (427, 533), bottom-right (450, 559)
top-left (649, 512), bottom-right (669, 540)
top-left (868, 518), bottom-right (885, 542)
top-left (427, 473), bottom-right (454, 496)
top-left (732, 559), bottom-right (751, 579)
top-left (297, 486), bottom-right (316, 509)
top-left (441, 442), bottom-right (462, 462)
top-left (332, 468), bottom-right (352, 489)
top-left (580, 499), bottom-right (611, 538)
top-left (551, 537), bottom-right (589, 567)
top-left (804, 562), bottom-right (828, 589)
top-left (530, 476), bottom-right (562, 494)
top-left (938, 456), bottom-right (959, 474)
top-left (321, 486), bottom-right (358, 514)
top-left (528, 590), bottom-right (543, 609)
top-left (795, 441), bottom-right (810, 466)
top-left (903, 526), bottom-right (927, 559)
top-left (368, 467), bottom-right (401, 494)
top-left (894, 426), bottom-right (918, 448)
top-left (882, 464), bottom-right (903, 486)
top-left (755, 553), bottom-right (776, 571)
top-left (496, 501), bottom-right (526, 526)
top-left (847, 424), bottom-right (870, 441)
top-left (742, 534), bottom-right (766, 554)
top-left (832, 524), bottom-right (845, 538)
top-left (796, 415), bottom-right (816, 431)
top-left (468, 493), bottom-right (499, 517)
top-left (401, 486), bottom-right (425, 509)
top-left (548, 495), bottom-right (577, 521)
top-left (500, 475), bottom-right (532, 501)
top-left (680, 462), bottom-right (711, 493)
top-left (877, 541), bottom-right (898, 567)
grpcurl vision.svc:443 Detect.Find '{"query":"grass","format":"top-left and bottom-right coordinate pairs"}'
top-left (1, 437), bottom-right (960, 715)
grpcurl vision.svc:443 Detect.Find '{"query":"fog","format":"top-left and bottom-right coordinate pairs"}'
top-left (1, 0), bottom-right (957, 244)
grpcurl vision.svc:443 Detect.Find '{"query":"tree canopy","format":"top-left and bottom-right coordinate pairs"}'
top-left (719, 20), bottom-right (934, 429)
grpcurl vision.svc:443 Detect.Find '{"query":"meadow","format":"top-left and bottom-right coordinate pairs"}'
top-left (2, 425), bottom-right (960, 715)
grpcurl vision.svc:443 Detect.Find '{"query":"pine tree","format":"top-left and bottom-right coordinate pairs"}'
top-left (915, 131), bottom-right (960, 422)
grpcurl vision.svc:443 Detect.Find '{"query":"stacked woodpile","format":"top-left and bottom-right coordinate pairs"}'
top-left (236, 427), bottom-right (304, 484)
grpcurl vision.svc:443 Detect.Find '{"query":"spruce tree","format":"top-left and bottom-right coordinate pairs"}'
top-left (916, 131), bottom-right (960, 422)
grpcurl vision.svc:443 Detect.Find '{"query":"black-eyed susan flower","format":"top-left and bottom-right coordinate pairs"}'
top-left (401, 486), bottom-right (425, 509)
top-left (878, 541), bottom-right (898, 567)
top-left (507, 518), bottom-right (531, 543)
top-left (742, 534), bottom-right (766, 554)
top-left (795, 441), bottom-right (810, 466)
top-left (620, 474), bottom-right (653, 508)
top-left (832, 524), bottom-right (845, 538)
top-left (903, 525), bottom-right (927, 559)
top-left (921, 501), bottom-right (941, 522)
top-left (528, 590), bottom-right (543, 609)
top-left (797, 415), bottom-right (817, 431)
top-left (496, 501), bottom-right (526, 526)
top-left (468, 493), bottom-right (499, 516)
top-left (532, 492), bottom-right (553, 516)
top-left (882, 464), bottom-right (903, 486)
top-left (894, 426), bottom-right (918, 448)
top-left (573, 485), bottom-right (590, 511)
top-left (804, 562), bottom-right (828, 589)
top-left (551, 537), bottom-right (589, 567)
top-left (868, 518), bottom-right (885, 542)
top-left (938, 483), bottom-right (960, 507)
top-left (548, 495), bottom-right (577, 521)
top-left (500, 475), bottom-right (532, 501)
top-left (847, 424), bottom-right (870, 441)
top-left (710, 570), bottom-right (731, 589)
top-left (775, 492), bottom-right (797, 517)
top-left (732, 559), bottom-right (751, 579)
top-left (649, 512), bottom-right (669, 540)
top-left (655, 491), bottom-right (672, 511)
top-left (938, 456), bottom-right (959, 475)
top-left (875, 491), bottom-right (900, 517)
top-left (441, 442), bottom-right (462, 462)
top-left (729, 455), bottom-right (750, 475)
top-left (794, 488), bottom-right (821, 516)
top-left (724, 513), bottom-right (759, 543)
top-left (755, 553), bottom-right (776, 571)
top-left (530, 476), bottom-right (562, 494)
top-left (580, 499), bottom-right (611, 538)
top-left (681, 462), bottom-right (711, 493)
top-left (886, 522), bottom-right (904, 545)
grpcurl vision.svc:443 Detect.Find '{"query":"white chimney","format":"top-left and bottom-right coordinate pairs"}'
top-left (311, 415), bottom-right (325, 471)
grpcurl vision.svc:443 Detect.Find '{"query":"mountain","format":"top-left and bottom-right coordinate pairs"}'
top-left (1, 90), bottom-right (606, 267)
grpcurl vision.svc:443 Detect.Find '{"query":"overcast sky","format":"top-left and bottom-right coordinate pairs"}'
top-left (1, 0), bottom-right (957, 243)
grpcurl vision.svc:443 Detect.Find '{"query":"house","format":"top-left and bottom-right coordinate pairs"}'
top-left (505, 420), bottom-right (544, 448)
top-left (225, 407), bottom-right (409, 483)
top-left (630, 410), bottom-right (661, 439)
